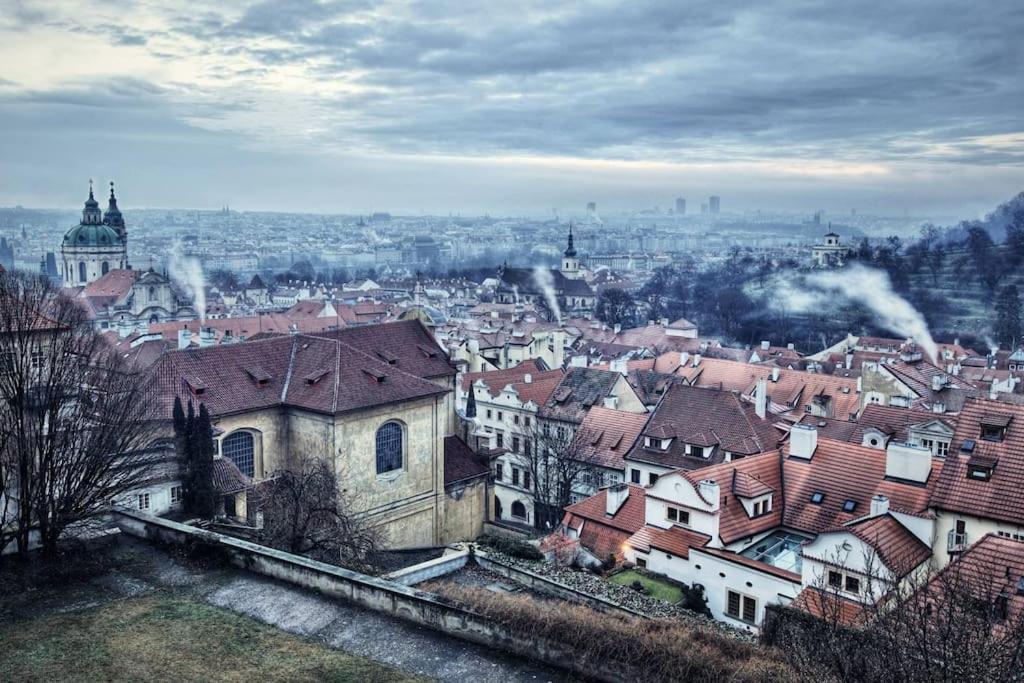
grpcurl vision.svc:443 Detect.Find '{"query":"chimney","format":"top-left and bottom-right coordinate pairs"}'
top-left (789, 423), bottom-right (818, 459)
top-left (761, 340), bottom-right (770, 351)
top-left (680, 351), bottom-right (690, 367)
top-left (610, 358), bottom-right (628, 376)
top-left (885, 442), bottom-right (933, 484)
top-left (692, 354), bottom-right (701, 368)
top-left (613, 323), bottom-right (621, 335)
top-left (787, 342), bottom-right (795, 350)
top-left (659, 317), bottom-right (669, 326)
top-left (603, 395), bottom-right (619, 409)
top-left (177, 327), bottom-right (192, 350)
top-left (870, 495), bottom-right (890, 517)
top-left (754, 378), bottom-right (767, 419)
top-left (931, 374), bottom-right (947, 392)
top-left (606, 483), bottom-right (630, 516)
top-left (570, 355), bottom-right (588, 367)
top-left (199, 327), bottom-right (216, 348)
top-left (771, 367), bottom-right (780, 382)
top-left (845, 351), bottom-right (853, 370)
top-left (698, 479), bottom-right (720, 511)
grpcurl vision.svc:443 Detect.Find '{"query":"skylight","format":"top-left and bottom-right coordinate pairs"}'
top-left (810, 491), bottom-right (824, 504)
top-left (843, 499), bottom-right (857, 513)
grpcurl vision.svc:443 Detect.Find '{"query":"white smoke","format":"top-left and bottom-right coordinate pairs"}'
top-left (777, 265), bottom-right (938, 363)
top-left (168, 242), bottom-right (207, 322)
top-left (532, 266), bottom-right (562, 324)
top-left (512, 284), bottom-right (520, 305)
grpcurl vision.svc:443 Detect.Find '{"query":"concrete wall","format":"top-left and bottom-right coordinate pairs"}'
top-left (443, 478), bottom-right (488, 543)
top-left (111, 509), bottom-right (631, 682)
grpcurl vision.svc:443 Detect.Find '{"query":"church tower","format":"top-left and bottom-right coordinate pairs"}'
top-left (560, 223), bottom-right (580, 279)
top-left (60, 181), bottom-right (129, 286)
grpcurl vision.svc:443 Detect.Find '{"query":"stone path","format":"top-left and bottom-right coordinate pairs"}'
top-left (2, 537), bottom-right (565, 683)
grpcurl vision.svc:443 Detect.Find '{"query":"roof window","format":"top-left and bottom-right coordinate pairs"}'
top-left (810, 492), bottom-right (825, 504)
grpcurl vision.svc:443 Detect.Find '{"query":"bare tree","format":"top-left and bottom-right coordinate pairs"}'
top-left (764, 545), bottom-right (1024, 683)
top-left (524, 419), bottom-right (603, 529)
top-left (254, 453), bottom-right (384, 572)
top-left (0, 269), bottom-right (156, 558)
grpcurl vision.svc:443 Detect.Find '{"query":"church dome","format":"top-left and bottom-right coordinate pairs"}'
top-left (63, 222), bottom-right (123, 248)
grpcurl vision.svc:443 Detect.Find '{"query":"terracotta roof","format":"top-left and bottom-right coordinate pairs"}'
top-left (461, 361), bottom-right (564, 406)
top-left (673, 357), bottom-right (861, 419)
top-left (626, 383), bottom-right (782, 470)
top-left (841, 514), bottom-right (931, 577)
top-left (929, 534), bottom-right (1024, 624)
top-left (212, 457), bottom-right (251, 494)
top-left (790, 587), bottom-right (868, 626)
top-left (853, 404), bottom-right (957, 444)
top-left (931, 397), bottom-right (1024, 525)
top-left (571, 406), bottom-right (649, 470)
top-left (563, 484), bottom-right (646, 534)
top-left (148, 325), bottom-right (448, 420)
top-left (681, 451), bottom-right (784, 544)
top-left (627, 525), bottom-right (710, 559)
top-left (312, 320), bottom-right (454, 379)
top-left (81, 268), bottom-right (135, 300)
top-left (783, 438), bottom-right (938, 535)
top-left (444, 435), bottom-right (489, 486)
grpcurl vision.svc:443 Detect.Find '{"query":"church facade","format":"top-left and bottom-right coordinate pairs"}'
top-left (495, 226), bottom-right (596, 318)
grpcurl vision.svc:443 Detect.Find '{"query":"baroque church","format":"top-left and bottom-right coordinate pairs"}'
top-left (495, 225), bottom-right (596, 318)
top-left (61, 182), bottom-right (198, 329)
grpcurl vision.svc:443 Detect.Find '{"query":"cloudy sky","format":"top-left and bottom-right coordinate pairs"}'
top-left (1, 0), bottom-right (1022, 216)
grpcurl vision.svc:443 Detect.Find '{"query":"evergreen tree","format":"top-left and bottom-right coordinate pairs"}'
top-left (994, 284), bottom-right (1022, 348)
top-left (190, 403), bottom-right (218, 518)
top-left (171, 397), bottom-right (192, 510)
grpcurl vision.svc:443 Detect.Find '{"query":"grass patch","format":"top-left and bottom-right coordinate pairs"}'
top-left (0, 594), bottom-right (421, 682)
top-left (609, 569), bottom-right (684, 603)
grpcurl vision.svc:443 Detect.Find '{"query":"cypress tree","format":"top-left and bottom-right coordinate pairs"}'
top-left (172, 396), bottom-right (191, 510)
top-left (190, 403), bottom-right (217, 518)
top-left (465, 384), bottom-right (477, 418)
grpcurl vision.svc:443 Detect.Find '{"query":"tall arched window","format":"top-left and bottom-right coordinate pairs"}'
top-left (222, 431), bottom-right (255, 478)
top-left (78, 262), bottom-right (87, 282)
top-left (101, 261), bottom-right (109, 275)
top-left (148, 286), bottom-right (157, 302)
top-left (375, 422), bottom-right (403, 474)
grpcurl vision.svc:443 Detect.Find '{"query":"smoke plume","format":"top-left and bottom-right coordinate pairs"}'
top-left (777, 265), bottom-right (938, 363)
top-left (168, 242), bottom-right (207, 322)
top-left (532, 266), bottom-right (562, 324)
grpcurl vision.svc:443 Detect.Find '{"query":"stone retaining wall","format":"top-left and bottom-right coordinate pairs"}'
top-left (111, 510), bottom-right (631, 681)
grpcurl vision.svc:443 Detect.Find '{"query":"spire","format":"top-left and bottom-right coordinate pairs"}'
top-left (465, 383), bottom-right (477, 418)
top-left (564, 221), bottom-right (577, 258)
top-left (82, 179), bottom-right (102, 224)
top-left (103, 179), bottom-right (126, 238)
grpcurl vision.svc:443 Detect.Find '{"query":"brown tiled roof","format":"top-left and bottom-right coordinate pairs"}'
top-left (461, 361), bottom-right (564, 406)
top-left (444, 435), bottom-right (489, 486)
top-left (312, 320), bottom-right (455, 379)
top-left (673, 357), bottom-right (861, 419)
top-left (563, 484), bottom-right (646, 534)
top-left (571, 406), bottom-right (649, 470)
top-left (540, 367), bottom-right (628, 424)
top-left (148, 326), bottom-right (448, 420)
top-left (627, 525), bottom-right (711, 559)
top-left (852, 404), bottom-right (957, 444)
top-left (81, 268), bottom-right (135, 300)
top-left (931, 534), bottom-right (1024, 623)
top-left (841, 514), bottom-right (931, 577)
top-left (626, 383), bottom-right (782, 470)
top-left (783, 438), bottom-right (938, 535)
top-left (212, 457), bottom-right (251, 494)
top-left (790, 587), bottom-right (868, 626)
top-left (681, 452), bottom-right (784, 544)
top-left (931, 397), bottom-right (1024, 525)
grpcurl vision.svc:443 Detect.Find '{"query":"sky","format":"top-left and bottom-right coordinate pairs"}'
top-left (0, 0), bottom-right (1022, 217)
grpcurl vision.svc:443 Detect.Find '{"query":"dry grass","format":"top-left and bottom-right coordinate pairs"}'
top-left (0, 594), bottom-right (421, 682)
top-left (430, 583), bottom-right (796, 683)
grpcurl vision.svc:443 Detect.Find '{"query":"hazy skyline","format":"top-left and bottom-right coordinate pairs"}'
top-left (1, 1), bottom-right (1022, 217)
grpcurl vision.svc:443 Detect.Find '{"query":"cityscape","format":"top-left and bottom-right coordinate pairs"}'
top-left (2, 2), bottom-right (1024, 682)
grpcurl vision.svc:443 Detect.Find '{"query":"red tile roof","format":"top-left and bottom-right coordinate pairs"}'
top-left (931, 397), bottom-right (1024, 525)
top-left (682, 452), bottom-right (784, 544)
top-left (212, 457), bottom-right (251, 494)
top-left (563, 484), bottom-right (646, 534)
top-left (790, 587), bottom-right (868, 626)
top-left (461, 361), bottom-right (564, 406)
top-left (571, 406), bottom-right (649, 470)
top-left (627, 525), bottom-right (710, 559)
top-left (841, 514), bottom-right (931, 577)
top-left (782, 438), bottom-right (938, 535)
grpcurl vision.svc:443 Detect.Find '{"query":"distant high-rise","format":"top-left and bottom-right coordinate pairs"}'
top-left (586, 201), bottom-right (596, 216)
top-left (675, 197), bottom-right (686, 215)
top-left (709, 196), bottom-right (721, 214)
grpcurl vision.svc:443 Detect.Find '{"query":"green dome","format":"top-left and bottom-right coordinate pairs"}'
top-left (63, 222), bottom-right (124, 248)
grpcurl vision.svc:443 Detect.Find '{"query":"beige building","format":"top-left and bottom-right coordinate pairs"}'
top-left (150, 320), bottom-right (486, 548)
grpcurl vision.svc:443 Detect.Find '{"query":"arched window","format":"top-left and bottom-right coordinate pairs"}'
top-left (78, 262), bottom-right (87, 282)
top-left (101, 261), bottom-right (109, 275)
top-left (511, 500), bottom-right (527, 519)
top-left (222, 431), bottom-right (255, 478)
top-left (148, 286), bottom-right (157, 302)
top-left (375, 422), bottom-right (403, 474)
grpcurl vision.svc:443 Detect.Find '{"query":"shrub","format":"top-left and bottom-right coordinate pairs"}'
top-left (681, 582), bottom-right (713, 618)
top-left (432, 583), bottom-right (794, 682)
top-left (478, 534), bottom-right (544, 561)
top-left (631, 579), bottom-right (648, 594)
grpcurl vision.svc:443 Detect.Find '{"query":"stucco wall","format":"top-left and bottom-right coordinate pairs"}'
top-left (443, 478), bottom-right (488, 542)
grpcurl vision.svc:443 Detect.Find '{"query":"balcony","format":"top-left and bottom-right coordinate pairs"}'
top-left (947, 529), bottom-right (968, 554)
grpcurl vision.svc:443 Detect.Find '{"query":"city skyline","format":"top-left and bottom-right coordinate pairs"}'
top-left (0, 1), bottom-right (1021, 216)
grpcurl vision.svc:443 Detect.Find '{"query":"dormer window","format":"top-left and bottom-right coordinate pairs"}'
top-left (967, 462), bottom-right (993, 480)
top-left (752, 497), bottom-right (772, 517)
top-left (981, 425), bottom-right (1006, 442)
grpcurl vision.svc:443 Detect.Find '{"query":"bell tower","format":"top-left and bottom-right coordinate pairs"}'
top-left (560, 223), bottom-right (580, 279)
